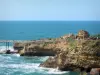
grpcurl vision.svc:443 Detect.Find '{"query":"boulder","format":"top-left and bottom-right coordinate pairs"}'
top-left (61, 33), bottom-right (75, 39)
top-left (6, 50), bottom-right (11, 54)
top-left (76, 30), bottom-right (90, 39)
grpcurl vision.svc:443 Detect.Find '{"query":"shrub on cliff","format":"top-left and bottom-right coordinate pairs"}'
top-left (68, 39), bottom-right (77, 50)
top-left (40, 39), bottom-right (100, 71)
top-left (90, 34), bottom-right (100, 39)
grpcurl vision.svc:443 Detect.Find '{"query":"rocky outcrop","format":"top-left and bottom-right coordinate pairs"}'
top-left (40, 40), bottom-right (100, 72)
top-left (14, 41), bottom-right (58, 56)
top-left (20, 45), bottom-right (56, 56)
top-left (13, 42), bottom-right (25, 51)
top-left (60, 33), bottom-right (75, 39)
top-left (13, 30), bottom-right (100, 73)
top-left (76, 30), bottom-right (90, 39)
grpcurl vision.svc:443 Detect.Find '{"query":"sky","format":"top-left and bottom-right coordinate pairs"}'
top-left (0, 0), bottom-right (100, 21)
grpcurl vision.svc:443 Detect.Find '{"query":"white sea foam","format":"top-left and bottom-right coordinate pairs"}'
top-left (0, 63), bottom-right (40, 74)
top-left (0, 54), bottom-right (69, 75)
top-left (0, 61), bottom-right (68, 74)
top-left (12, 54), bottom-right (20, 57)
top-left (0, 46), bottom-right (14, 51)
top-left (47, 68), bottom-right (69, 74)
top-left (40, 67), bottom-right (69, 74)
top-left (0, 63), bottom-right (40, 69)
top-left (39, 56), bottom-right (49, 61)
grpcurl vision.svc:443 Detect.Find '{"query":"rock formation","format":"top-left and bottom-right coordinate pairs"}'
top-left (13, 30), bottom-right (100, 73)
top-left (76, 30), bottom-right (90, 39)
top-left (40, 39), bottom-right (100, 74)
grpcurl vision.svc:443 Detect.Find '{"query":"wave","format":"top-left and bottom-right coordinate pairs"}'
top-left (0, 63), bottom-right (40, 69)
top-left (0, 46), bottom-right (14, 51)
top-left (0, 54), bottom-right (69, 75)
top-left (0, 63), bottom-right (68, 74)
top-left (0, 54), bottom-right (12, 60)
top-left (40, 67), bottom-right (69, 74)
top-left (47, 69), bottom-right (69, 74)
top-left (12, 54), bottom-right (20, 57)
top-left (38, 56), bottom-right (49, 62)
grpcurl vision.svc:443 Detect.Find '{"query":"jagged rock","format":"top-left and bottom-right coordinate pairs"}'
top-left (76, 30), bottom-right (90, 39)
top-left (13, 42), bottom-right (25, 50)
top-left (61, 33), bottom-right (75, 39)
top-left (13, 30), bottom-right (100, 73)
top-left (40, 56), bottom-right (58, 68)
top-left (40, 40), bottom-right (100, 72)
top-left (6, 50), bottom-right (11, 54)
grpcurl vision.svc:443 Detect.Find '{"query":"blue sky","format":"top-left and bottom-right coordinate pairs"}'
top-left (0, 0), bottom-right (100, 21)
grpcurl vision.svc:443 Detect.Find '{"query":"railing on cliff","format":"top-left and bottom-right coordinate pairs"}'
top-left (0, 40), bottom-right (54, 50)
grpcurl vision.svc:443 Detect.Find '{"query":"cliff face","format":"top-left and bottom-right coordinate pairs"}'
top-left (13, 30), bottom-right (100, 72)
top-left (13, 36), bottom-right (70, 56)
top-left (14, 43), bottom-right (25, 51)
top-left (40, 40), bottom-right (100, 70)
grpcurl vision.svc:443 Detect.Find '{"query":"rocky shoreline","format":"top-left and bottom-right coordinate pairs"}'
top-left (13, 30), bottom-right (100, 74)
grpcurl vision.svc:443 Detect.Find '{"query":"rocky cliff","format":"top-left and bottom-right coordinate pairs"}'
top-left (40, 40), bottom-right (100, 71)
top-left (13, 30), bottom-right (100, 72)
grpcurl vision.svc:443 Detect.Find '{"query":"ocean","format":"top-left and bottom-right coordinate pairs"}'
top-left (0, 21), bottom-right (100, 40)
top-left (0, 21), bottom-right (100, 75)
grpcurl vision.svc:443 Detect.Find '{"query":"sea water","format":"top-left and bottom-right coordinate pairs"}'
top-left (0, 21), bottom-right (100, 40)
top-left (0, 54), bottom-right (72, 75)
top-left (0, 21), bottom-right (100, 75)
top-left (0, 46), bottom-right (79, 75)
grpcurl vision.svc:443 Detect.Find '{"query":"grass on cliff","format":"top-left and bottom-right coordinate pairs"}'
top-left (90, 34), bottom-right (100, 39)
top-left (67, 38), bottom-right (77, 50)
top-left (82, 40), bottom-right (100, 55)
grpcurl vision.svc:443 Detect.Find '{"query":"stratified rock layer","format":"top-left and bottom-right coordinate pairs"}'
top-left (13, 30), bottom-right (100, 72)
top-left (40, 40), bottom-right (100, 71)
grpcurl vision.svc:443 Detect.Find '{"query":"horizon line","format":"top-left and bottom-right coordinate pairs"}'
top-left (0, 20), bottom-right (100, 22)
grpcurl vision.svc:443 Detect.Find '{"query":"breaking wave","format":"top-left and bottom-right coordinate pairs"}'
top-left (0, 53), bottom-right (69, 75)
top-left (0, 46), bottom-right (14, 51)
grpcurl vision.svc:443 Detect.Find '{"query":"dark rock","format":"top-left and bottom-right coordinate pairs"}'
top-left (24, 51), bottom-right (55, 56)
top-left (40, 56), bottom-right (58, 68)
top-left (6, 50), bottom-right (11, 54)
top-left (85, 67), bottom-right (92, 73)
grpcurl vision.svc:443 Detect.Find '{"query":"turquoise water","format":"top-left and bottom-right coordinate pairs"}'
top-left (0, 21), bottom-right (100, 75)
top-left (0, 54), bottom-right (79, 75)
top-left (0, 21), bottom-right (100, 40)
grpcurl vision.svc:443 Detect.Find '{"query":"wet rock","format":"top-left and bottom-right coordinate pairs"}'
top-left (6, 50), bottom-right (11, 54)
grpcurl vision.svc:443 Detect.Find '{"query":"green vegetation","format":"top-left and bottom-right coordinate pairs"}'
top-left (42, 41), bottom-right (53, 47)
top-left (90, 34), bottom-right (100, 39)
top-left (67, 37), bottom-right (75, 42)
top-left (48, 38), bottom-right (52, 40)
top-left (68, 38), bottom-right (77, 50)
top-left (42, 42), bottom-right (49, 47)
